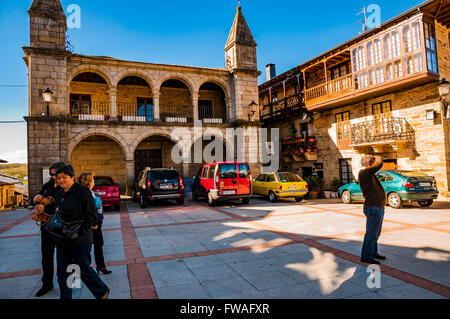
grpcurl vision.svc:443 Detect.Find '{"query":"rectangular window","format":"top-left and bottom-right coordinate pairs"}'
top-left (358, 46), bottom-right (366, 70)
top-left (208, 165), bottom-right (216, 179)
top-left (376, 67), bottom-right (384, 83)
top-left (414, 53), bottom-right (423, 72)
top-left (424, 21), bottom-right (438, 73)
top-left (374, 39), bottom-right (382, 64)
top-left (336, 111), bottom-right (350, 140)
top-left (372, 101), bottom-right (392, 115)
top-left (70, 94), bottom-right (92, 115)
top-left (340, 159), bottom-right (353, 185)
top-left (369, 69), bottom-right (376, 85)
top-left (137, 97), bottom-right (154, 121)
top-left (352, 49), bottom-right (359, 72)
top-left (405, 57), bottom-right (413, 74)
top-left (367, 42), bottom-right (374, 66)
top-left (412, 22), bottom-right (421, 51)
top-left (360, 72), bottom-right (368, 88)
top-left (386, 64), bottom-right (393, 81)
top-left (239, 164), bottom-right (250, 178)
top-left (403, 25), bottom-right (412, 53)
top-left (392, 31), bottom-right (401, 57)
top-left (383, 34), bottom-right (392, 60)
top-left (394, 60), bottom-right (403, 78)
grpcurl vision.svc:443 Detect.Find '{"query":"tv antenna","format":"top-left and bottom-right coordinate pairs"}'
top-left (356, 5), bottom-right (368, 34)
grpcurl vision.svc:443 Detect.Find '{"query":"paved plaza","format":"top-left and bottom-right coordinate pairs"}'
top-left (0, 198), bottom-right (449, 299)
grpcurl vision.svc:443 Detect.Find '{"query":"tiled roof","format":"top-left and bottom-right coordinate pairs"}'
top-left (0, 174), bottom-right (20, 185)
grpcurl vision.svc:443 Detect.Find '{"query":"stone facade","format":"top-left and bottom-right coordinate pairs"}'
top-left (260, 6), bottom-right (450, 198)
top-left (24, 1), bottom-right (263, 198)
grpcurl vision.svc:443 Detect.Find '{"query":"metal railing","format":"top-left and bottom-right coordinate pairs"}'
top-left (70, 101), bottom-right (110, 120)
top-left (260, 94), bottom-right (304, 121)
top-left (351, 117), bottom-right (415, 146)
top-left (117, 102), bottom-right (154, 122)
top-left (198, 105), bottom-right (226, 124)
top-left (160, 105), bottom-right (194, 123)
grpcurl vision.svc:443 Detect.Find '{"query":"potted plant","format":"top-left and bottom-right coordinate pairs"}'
top-left (330, 177), bottom-right (343, 198)
top-left (305, 175), bottom-right (322, 199)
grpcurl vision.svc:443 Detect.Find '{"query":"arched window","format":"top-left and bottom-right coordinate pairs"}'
top-left (392, 31), bottom-right (401, 57)
top-left (374, 39), bottom-right (382, 64)
top-left (367, 42), bottom-right (374, 66)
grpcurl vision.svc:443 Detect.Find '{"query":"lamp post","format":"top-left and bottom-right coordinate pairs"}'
top-left (42, 88), bottom-right (53, 118)
top-left (248, 101), bottom-right (258, 122)
top-left (438, 78), bottom-right (450, 123)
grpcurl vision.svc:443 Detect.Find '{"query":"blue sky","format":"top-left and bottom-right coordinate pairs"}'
top-left (0, 0), bottom-right (425, 163)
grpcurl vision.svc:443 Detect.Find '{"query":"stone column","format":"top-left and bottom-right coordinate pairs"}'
top-left (110, 87), bottom-right (117, 120)
top-left (125, 160), bottom-right (135, 196)
top-left (225, 97), bottom-right (233, 124)
top-left (153, 90), bottom-right (160, 122)
top-left (192, 92), bottom-right (199, 121)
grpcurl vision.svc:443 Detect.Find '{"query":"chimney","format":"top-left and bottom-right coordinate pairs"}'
top-left (266, 64), bottom-right (276, 81)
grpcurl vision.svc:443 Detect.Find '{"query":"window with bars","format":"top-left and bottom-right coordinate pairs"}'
top-left (340, 159), bottom-right (353, 185)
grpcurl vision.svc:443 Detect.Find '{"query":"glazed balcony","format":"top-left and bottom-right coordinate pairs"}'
top-left (260, 94), bottom-right (305, 123)
top-left (302, 15), bottom-right (440, 111)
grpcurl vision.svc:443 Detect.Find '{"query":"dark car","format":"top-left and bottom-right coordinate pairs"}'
top-left (192, 162), bottom-right (252, 206)
top-left (338, 170), bottom-right (439, 209)
top-left (132, 168), bottom-right (185, 208)
top-left (92, 176), bottom-right (120, 211)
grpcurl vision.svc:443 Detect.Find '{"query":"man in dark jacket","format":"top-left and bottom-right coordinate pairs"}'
top-left (358, 155), bottom-right (387, 265)
top-left (33, 161), bottom-right (65, 297)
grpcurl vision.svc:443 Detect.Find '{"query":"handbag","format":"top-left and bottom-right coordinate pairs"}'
top-left (44, 211), bottom-right (84, 241)
top-left (32, 196), bottom-right (55, 227)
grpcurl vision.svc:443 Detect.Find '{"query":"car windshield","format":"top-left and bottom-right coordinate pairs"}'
top-left (150, 170), bottom-right (179, 180)
top-left (219, 164), bottom-right (237, 179)
top-left (277, 173), bottom-right (303, 183)
top-left (396, 171), bottom-right (431, 178)
top-left (94, 178), bottom-right (114, 186)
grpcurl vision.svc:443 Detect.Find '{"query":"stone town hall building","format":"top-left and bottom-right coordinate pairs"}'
top-left (24, 0), bottom-right (262, 197)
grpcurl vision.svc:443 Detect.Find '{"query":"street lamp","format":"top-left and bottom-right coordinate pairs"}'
top-left (42, 88), bottom-right (53, 117)
top-left (248, 101), bottom-right (258, 122)
top-left (438, 78), bottom-right (450, 121)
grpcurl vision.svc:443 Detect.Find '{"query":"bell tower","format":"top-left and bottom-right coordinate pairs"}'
top-left (28, 0), bottom-right (67, 50)
top-left (224, 5), bottom-right (257, 72)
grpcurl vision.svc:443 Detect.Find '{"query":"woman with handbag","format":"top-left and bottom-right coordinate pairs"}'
top-left (77, 172), bottom-right (112, 275)
top-left (49, 164), bottom-right (110, 300)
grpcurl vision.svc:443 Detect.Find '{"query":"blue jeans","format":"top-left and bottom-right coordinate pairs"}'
top-left (56, 244), bottom-right (109, 299)
top-left (361, 206), bottom-right (385, 260)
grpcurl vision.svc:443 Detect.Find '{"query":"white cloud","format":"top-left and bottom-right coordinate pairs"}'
top-left (0, 149), bottom-right (27, 164)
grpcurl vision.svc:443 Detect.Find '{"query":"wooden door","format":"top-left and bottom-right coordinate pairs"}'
top-left (134, 150), bottom-right (162, 178)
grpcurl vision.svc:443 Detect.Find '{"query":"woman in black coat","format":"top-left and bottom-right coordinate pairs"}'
top-left (53, 164), bottom-right (110, 299)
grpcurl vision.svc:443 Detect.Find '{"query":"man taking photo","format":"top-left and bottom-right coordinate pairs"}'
top-left (358, 155), bottom-right (387, 265)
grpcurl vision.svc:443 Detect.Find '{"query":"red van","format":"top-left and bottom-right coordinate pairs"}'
top-left (192, 162), bottom-right (252, 206)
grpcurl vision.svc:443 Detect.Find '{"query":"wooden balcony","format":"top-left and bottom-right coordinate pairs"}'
top-left (305, 74), bottom-right (354, 107)
top-left (260, 94), bottom-right (305, 123)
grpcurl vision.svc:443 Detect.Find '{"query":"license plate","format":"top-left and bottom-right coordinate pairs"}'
top-left (160, 184), bottom-right (172, 189)
top-left (288, 187), bottom-right (298, 190)
top-left (223, 190), bottom-right (236, 195)
top-left (419, 183), bottom-right (431, 187)
top-left (97, 192), bottom-right (106, 196)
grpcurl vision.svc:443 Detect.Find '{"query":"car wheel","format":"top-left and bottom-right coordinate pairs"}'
top-left (388, 192), bottom-right (403, 209)
top-left (268, 191), bottom-right (278, 203)
top-left (207, 192), bottom-right (215, 207)
top-left (341, 191), bottom-right (352, 204)
top-left (295, 197), bottom-right (303, 202)
top-left (176, 198), bottom-right (185, 205)
top-left (241, 198), bottom-right (250, 205)
top-left (418, 200), bottom-right (433, 207)
top-left (140, 195), bottom-right (147, 209)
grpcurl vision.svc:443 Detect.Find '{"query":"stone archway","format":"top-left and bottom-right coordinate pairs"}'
top-left (69, 135), bottom-right (127, 193)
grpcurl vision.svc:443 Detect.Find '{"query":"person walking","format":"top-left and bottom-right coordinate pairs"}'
top-left (77, 172), bottom-right (112, 275)
top-left (52, 164), bottom-right (110, 299)
top-left (33, 161), bottom-right (65, 297)
top-left (358, 155), bottom-right (387, 265)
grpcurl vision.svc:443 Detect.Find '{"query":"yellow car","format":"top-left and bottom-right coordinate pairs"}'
top-left (253, 172), bottom-right (308, 203)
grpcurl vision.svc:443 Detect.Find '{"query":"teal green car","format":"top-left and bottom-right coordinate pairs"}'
top-left (338, 170), bottom-right (439, 209)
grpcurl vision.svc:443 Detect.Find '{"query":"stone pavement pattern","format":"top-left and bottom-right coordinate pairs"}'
top-left (0, 198), bottom-right (449, 299)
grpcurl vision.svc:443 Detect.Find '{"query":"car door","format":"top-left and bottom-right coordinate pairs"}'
top-left (253, 174), bottom-right (266, 195)
top-left (376, 172), bottom-right (392, 195)
top-left (200, 166), bottom-right (209, 196)
top-left (351, 180), bottom-right (364, 200)
top-left (237, 163), bottom-right (251, 195)
top-left (264, 174), bottom-right (277, 195)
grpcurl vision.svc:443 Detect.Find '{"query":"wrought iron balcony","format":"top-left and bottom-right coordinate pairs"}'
top-left (350, 117), bottom-right (415, 148)
top-left (260, 94), bottom-right (305, 122)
